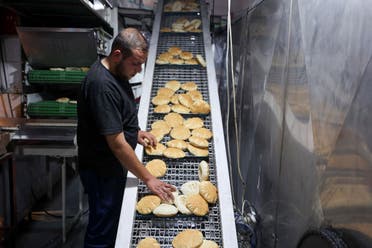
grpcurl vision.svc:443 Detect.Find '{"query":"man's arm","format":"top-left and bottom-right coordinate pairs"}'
top-left (105, 132), bottom-right (174, 201)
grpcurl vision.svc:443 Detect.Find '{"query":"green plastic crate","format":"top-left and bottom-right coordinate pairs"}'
top-left (28, 70), bottom-right (87, 84)
top-left (27, 101), bottom-right (77, 117)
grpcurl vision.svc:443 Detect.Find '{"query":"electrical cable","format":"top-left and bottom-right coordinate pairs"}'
top-left (225, 0), bottom-right (237, 209)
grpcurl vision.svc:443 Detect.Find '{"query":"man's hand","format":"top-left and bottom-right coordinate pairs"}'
top-left (137, 130), bottom-right (157, 147)
top-left (145, 177), bottom-right (176, 202)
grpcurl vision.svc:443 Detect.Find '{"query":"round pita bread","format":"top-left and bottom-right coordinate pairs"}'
top-left (145, 143), bottom-right (166, 156)
top-left (180, 51), bottom-right (193, 60)
top-left (190, 99), bottom-right (210, 114)
top-left (187, 90), bottom-right (203, 101)
top-left (188, 135), bottom-right (209, 148)
top-left (136, 237), bottom-right (161, 248)
top-left (154, 104), bottom-right (171, 113)
top-left (164, 113), bottom-right (184, 127)
top-left (170, 126), bottom-right (191, 140)
top-left (157, 87), bottom-right (175, 97)
top-left (151, 120), bottom-right (171, 134)
top-left (181, 81), bottom-right (198, 91)
top-left (187, 143), bottom-right (209, 157)
top-left (163, 147), bottom-right (186, 159)
top-left (172, 229), bottom-right (204, 248)
top-left (171, 104), bottom-right (190, 114)
top-left (165, 80), bottom-right (181, 91)
top-left (199, 181), bottom-right (218, 204)
top-left (178, 94), bottom-right (193, 108)
top-left (136, 195), bottom-right (161, 215)
top-left (191, 128), bottom-right (213, 139)
top-left (145, 159), bottom-right (167, 178)
top-left (186, 194), bottom-right (209, 216)
top-left (184, 117), bottom-right (204, 129)
top-left (166, 139), bottom-right (188, 150)
top-left (199, 240), bottom-right (219, 248)
top-left (152, 95), bottom-right (170, 105)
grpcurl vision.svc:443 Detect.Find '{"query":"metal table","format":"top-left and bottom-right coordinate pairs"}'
top-left (11, 124), bottom-right (83, 243)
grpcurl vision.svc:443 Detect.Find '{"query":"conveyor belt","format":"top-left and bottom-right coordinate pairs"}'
top-left (115, 0), bottom-right (238, 247)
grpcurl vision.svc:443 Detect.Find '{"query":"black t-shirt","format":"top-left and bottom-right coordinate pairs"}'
top-left (77, 59), bottom-right (139, 177)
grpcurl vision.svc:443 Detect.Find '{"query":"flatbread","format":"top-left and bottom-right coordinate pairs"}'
top-left (184, 58), bottom-right (199, 65)
top-left (187, 143), bottom-right (209, 157)
top-left (136, 195), bottom-right (161, 214)
top-left (169, 57), bottom-right (184, 65)
top-left (154, 104), bottom-right (171, 113)
top-left (157, 87), bottom-right (175, 97)
top-left (186, 194), bottom-right (209, 216)
top-left (191, 128), bottom-right (213, 139)
top-left (199, 181), bottom-right (218, 204)
top-left (181, 181), bottom-right (200, 195)
top-left (166, 139), bottom-right (188, 150)
top-left (180, 51), bottom-right (193, 60)
top-left (172, 229), bottom-right (204, 248)
top-left (181, 82), bottom-right (198, 91)
top-left (200, 240), bottom-right (219, 248)
top-left (145, 143), bottom-right (166, 156)
top-left (174, 195), bottom-right (192, 215)
top-left (56, 97), bottom-right (70, 103)
top-left (162, 189), bottom-right (179, 204)
top-left (164, 113), bottom-right (184, 127)
top-left (145, 159), bottom-right (167, 178)
top-left (188, 136), bottom-right (209, 149)
top-left (170, 94), bottom-right (180, 104)
top-left (151, 120), bottom-right (171, 134)
top-left (178, 94), bottom-right (193, 108)
top-left (184, 117), bottom-right (204, 129)
top-left (158, 52), bottom-right (172, 61)
top-left (168, 46), bottom-right (182, 56)
top-left (170, 126), bottom-right (191, 140)
top-left (187, 90), bottom-right (203, 101)
top-left (196, 54), bottom-right (206, 67)
top-left (136, 237), bottom-right (161, 248)
top-left (163, 147), bottom-right (186, 159)
top-left (198, 160), bottom-right (209, 181)
top-left (190, 99), bottom-right (210, 114)
top-left (149, 129), bottom-right (164, 142)
top-left (155, 58), bottom-right (168, 65)
top-left (171, 104), bottom-right (190, 114)
top-left (153, 204), bottom-right (178, 217)
top-left (152, 95), bottom-right (170, 105)
top-left (165, 80), bottom-right (181, 91)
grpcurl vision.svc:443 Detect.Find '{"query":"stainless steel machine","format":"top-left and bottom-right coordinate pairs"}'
top-left (115, 0), bottom-right (238, 247)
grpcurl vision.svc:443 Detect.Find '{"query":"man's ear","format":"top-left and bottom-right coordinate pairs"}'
top-left (112, 49), bottom-right (124, 62)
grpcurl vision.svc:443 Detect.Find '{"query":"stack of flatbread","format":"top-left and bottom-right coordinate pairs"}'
top-left (152, 80), bottom-right (211, 115)
top-left (136, 176), bottom-right (218, 217)
top-left (156, 47), bottom-right (206, 67)
top-left (145, 115), bottom-right (212, 158)
top-left (160, 17), bottom-right (202, 33)
top-left (164, 0), bottom-right (199, 12)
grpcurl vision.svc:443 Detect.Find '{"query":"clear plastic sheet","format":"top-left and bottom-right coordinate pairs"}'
top-left (214, 0), bottom-right (372, 246)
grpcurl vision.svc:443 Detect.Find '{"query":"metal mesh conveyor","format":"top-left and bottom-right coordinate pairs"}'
top-left (115, 0), bottom-right (238, 247)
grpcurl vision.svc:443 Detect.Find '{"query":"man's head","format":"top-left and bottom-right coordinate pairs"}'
top-left (108, 28), bottom-right (148, 81)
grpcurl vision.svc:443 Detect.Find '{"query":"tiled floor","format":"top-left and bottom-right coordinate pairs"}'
top-left (12, 172), bottom-right (88, 248)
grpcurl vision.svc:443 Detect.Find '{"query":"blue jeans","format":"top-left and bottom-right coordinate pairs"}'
top-left (79, 170), bottom-right (126, 248)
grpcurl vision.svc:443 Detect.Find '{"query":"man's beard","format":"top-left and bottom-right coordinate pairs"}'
top-left (115, 62), bottom-right (129, 81)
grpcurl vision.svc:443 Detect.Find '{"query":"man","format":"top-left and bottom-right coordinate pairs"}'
top-left (77, 28), bottom-right (175, 248)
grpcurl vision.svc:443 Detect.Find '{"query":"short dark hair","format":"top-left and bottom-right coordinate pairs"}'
top-left (110, 28), bottom-right (148, 58)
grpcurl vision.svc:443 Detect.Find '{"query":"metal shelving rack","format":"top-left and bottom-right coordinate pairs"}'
top-left (115, 0), bottom-right (237, 247)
